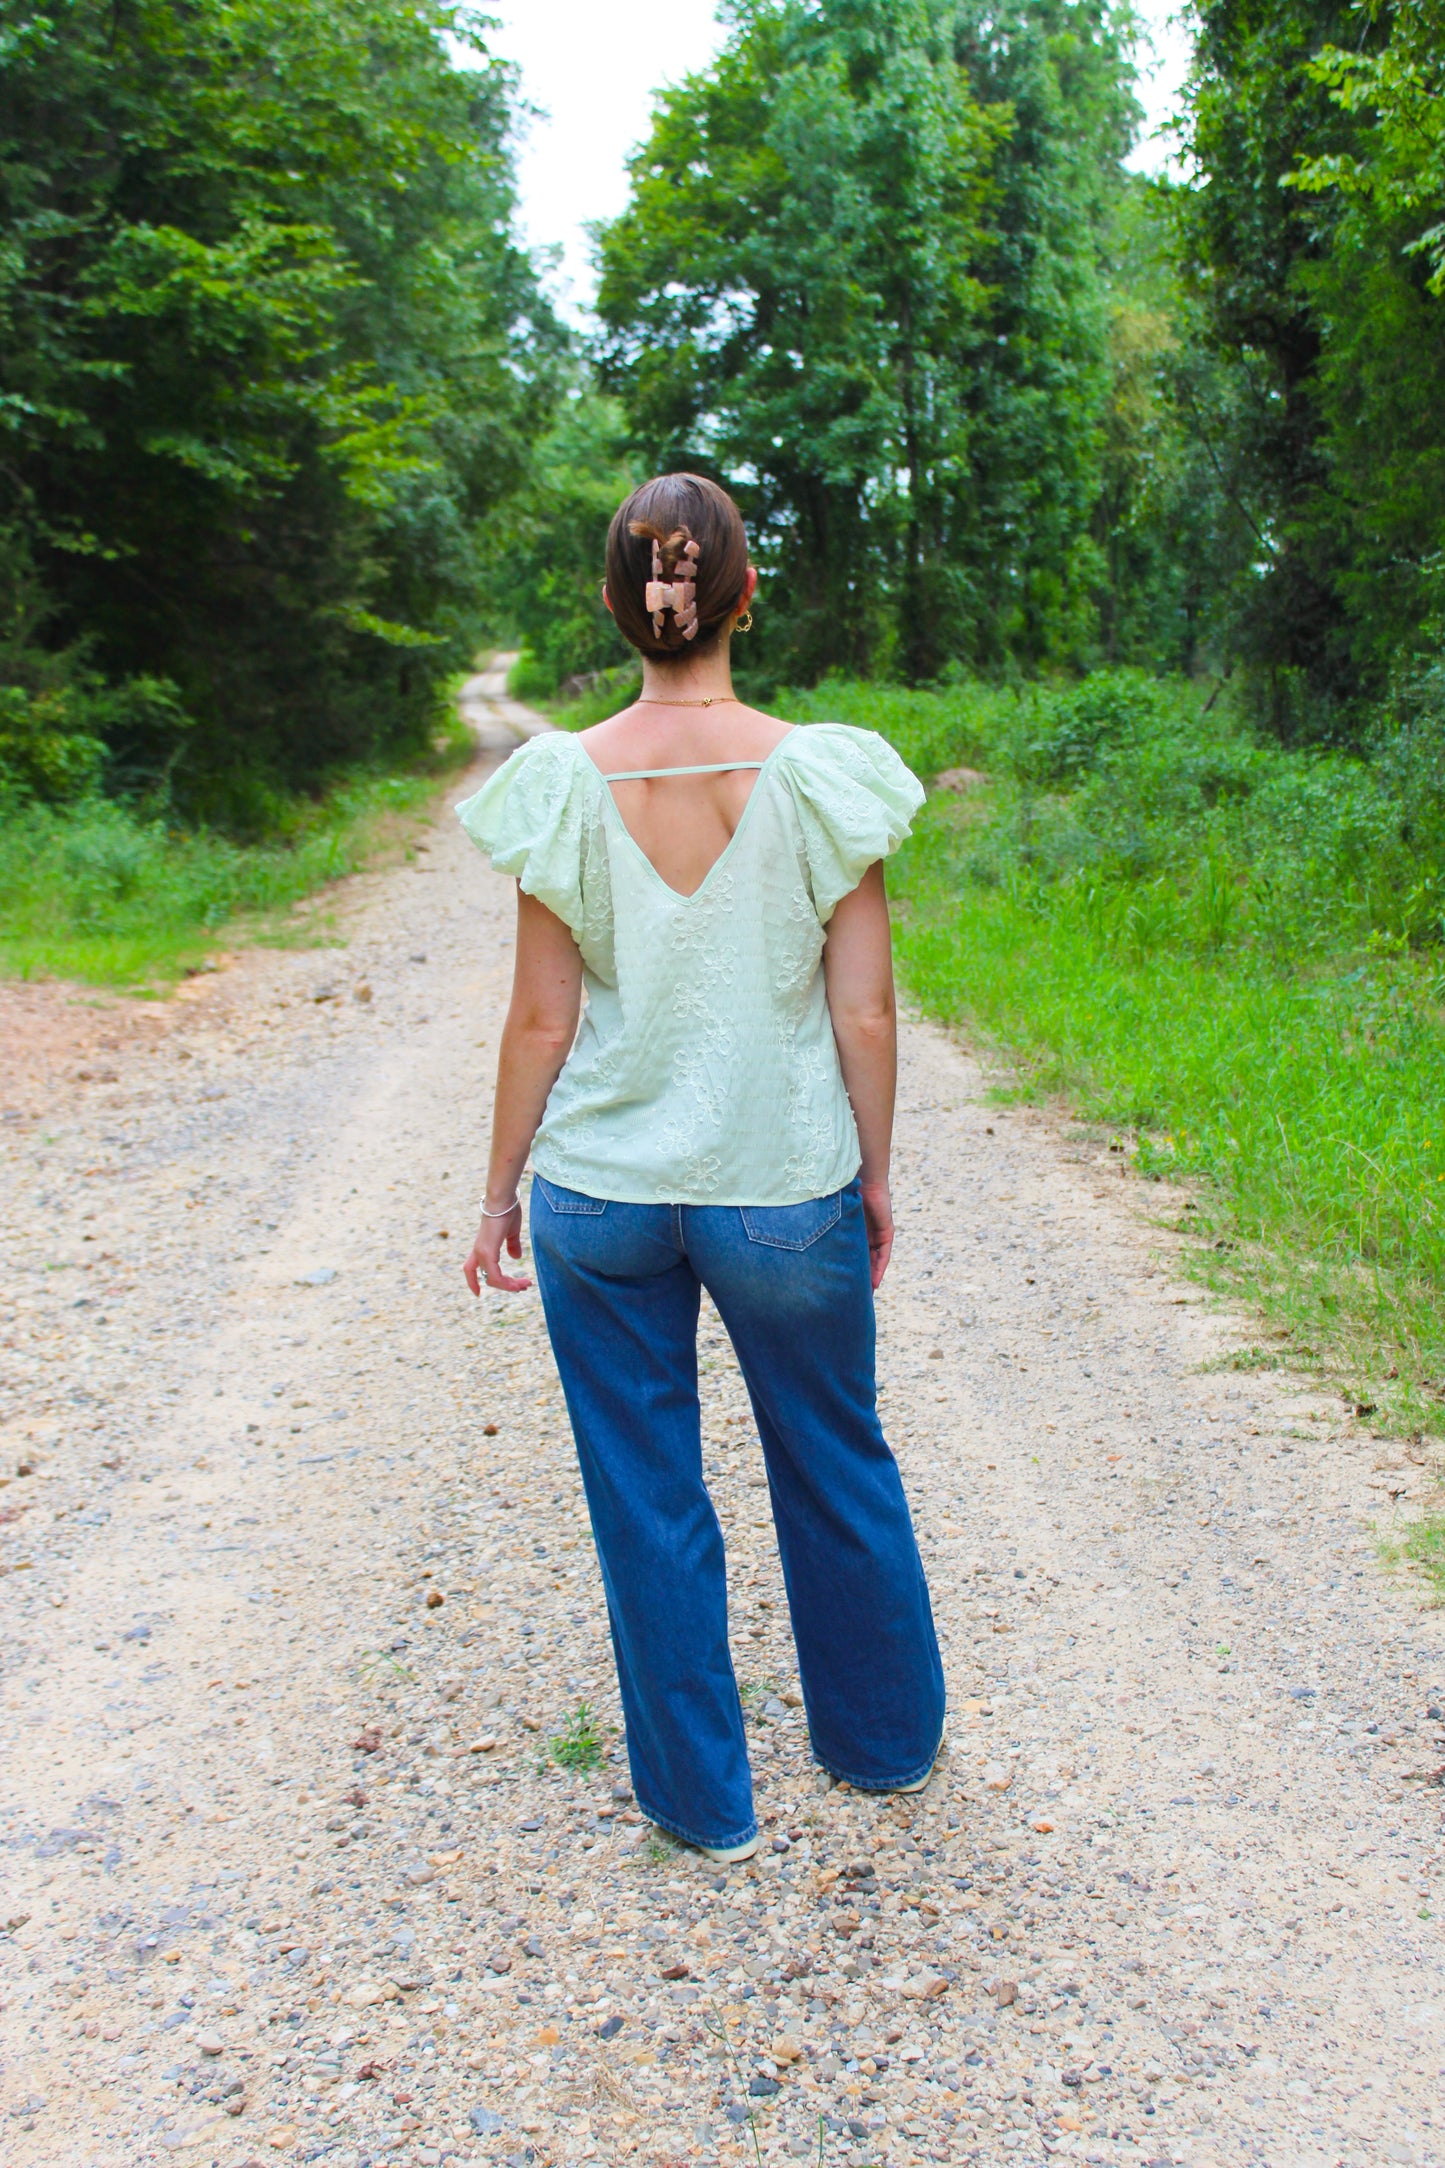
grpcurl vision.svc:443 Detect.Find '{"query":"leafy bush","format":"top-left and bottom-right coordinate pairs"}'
top-left (776, 675), bottom-right (1017, 782)
top-left (1008, 670), bottom-right (1178, 784)
top-left (0, 673), bottom-right (200, 809)
top-left (532, 661), bottom-right (643, 733)
top-left (506, 650), bottom-right (559, 706)
top-left (0, 688), bottom-right (105, 805)
top-left (0, 766), bottom-right (446, 985)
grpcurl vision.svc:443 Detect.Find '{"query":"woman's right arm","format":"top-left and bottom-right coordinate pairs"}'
top-left (823, 860), bottom-right (899, 1288)
top-left (464, 886), bottom-right (582, 1296)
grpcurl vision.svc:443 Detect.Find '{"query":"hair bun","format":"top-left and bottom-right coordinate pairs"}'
top-left (611, 478), bottom-right (749, 661)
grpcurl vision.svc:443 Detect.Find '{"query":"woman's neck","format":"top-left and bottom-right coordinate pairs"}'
top-left (637, 633), bottom-right (736, 706)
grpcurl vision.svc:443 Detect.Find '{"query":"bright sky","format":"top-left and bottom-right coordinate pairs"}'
top-left (1126, 2), bottom-right (1194, 178)
top-left (485, 1), bottom-right (729, 316)
top-left (483, 1), bottom-right (1195, 317)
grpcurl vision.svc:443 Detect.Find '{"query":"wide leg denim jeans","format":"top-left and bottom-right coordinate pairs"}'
top-left (529, 1174), bottom-right (945, 1853)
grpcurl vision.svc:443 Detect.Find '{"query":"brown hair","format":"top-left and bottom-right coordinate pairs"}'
top-left (605, 473), bottom-right (750, 661)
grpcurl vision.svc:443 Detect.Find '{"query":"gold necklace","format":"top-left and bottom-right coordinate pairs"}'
top-left (636, 694), bottom-right (739, 708)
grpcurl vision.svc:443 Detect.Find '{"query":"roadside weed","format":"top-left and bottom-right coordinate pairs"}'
top-left (356, 1650), bottom-right (415, 1685)
top-left (1379, 1514), bottom-right (1445, 1602)
top-left (548, 1701), bottom-right (606, 1772)
top-left (702, 2003), bottom-right (765, 2168)
top-left (0, 758), bottom-right (462, 989)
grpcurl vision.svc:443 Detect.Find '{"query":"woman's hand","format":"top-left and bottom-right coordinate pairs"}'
top-left (463, 1202), bottom-right (530, 1296)
top-left (861, 1179), bottom-right (894, 1289)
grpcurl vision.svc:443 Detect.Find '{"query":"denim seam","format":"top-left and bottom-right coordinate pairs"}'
top-left (637, 1799), bottom-right (759, 1854)
top-left (739, 1193), bottom-right (845, 1251)
top-left (814, 1733), bottom-right (942, 1793)
top-left (536, 1178), bottom-right (608, 1217)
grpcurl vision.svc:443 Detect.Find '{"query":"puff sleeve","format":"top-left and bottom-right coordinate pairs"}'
top-left (777, 724), bottom-right (925, 922)
top-left (454, 735), bottom-right (593, 936)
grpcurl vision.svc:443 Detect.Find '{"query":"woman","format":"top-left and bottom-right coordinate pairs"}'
top-left (459, 473), bottom-right (944, 1862)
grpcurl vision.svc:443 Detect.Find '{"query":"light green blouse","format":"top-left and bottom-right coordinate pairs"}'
top-left (455, 723), bottom-right (924, 1206)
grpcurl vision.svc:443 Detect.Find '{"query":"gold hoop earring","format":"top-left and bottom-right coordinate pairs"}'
top-left (735, 609), bottom-right (754, 634)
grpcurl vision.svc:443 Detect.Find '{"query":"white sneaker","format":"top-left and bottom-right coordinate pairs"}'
top-left (890, 1753), bottom-right (940, 1795)
top-left (694, 1833), bottom-right (760, 1863)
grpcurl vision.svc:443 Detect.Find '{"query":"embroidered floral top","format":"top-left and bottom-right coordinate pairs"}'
top-left (455, 724), bottom-right (923, 1205)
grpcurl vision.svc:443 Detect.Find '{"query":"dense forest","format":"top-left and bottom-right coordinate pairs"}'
top-left (0, 0), bottom-right (559, 826)
top-left (5, 0), bottom-right (1444, 799)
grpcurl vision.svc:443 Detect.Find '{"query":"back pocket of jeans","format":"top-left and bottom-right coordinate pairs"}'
top-left (739, 1190), bottom-right (844, 1251)
top-left (535, 1177), bottom-right (609, 1217)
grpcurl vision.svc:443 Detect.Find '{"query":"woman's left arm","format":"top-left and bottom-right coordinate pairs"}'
top-left (464, 887), bottom-right (582, 1296)
top-left (823, 860), bottom-right (899, 1288)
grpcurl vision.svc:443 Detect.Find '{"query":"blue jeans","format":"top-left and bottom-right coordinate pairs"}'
top-left (529, 1174), bottom-right (945, 1852)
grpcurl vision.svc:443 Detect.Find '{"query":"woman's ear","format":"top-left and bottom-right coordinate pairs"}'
top-left (601, 583), bottom-right (615, 619)
top-left (736, 565), bottom-right (759, 615)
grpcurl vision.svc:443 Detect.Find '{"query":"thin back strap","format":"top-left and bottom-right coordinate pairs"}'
top-left (600, 760), bottom-right (767, 782)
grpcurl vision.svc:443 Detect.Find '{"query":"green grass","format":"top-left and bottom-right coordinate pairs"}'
top-left (1380, 1515), bottom-right (1445, 1603)
top-left (0, 733), bottom-right (468, 990)
top-left (546, 1700), bottom-right (606, 1773)
top-left (774, 670), bottom-right (1445, 1434)
top-left (508, 650), bottom-right (641, 731)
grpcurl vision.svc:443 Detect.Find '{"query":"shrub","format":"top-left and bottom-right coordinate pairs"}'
top-left (0, 688), bottom-right (105, 805)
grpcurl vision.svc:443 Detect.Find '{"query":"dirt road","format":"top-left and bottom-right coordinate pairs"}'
top-left (2, 661), bottom-right (1443, 2168)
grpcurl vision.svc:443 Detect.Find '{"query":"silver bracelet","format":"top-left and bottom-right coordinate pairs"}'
top-left (478, 1195), bottom-right (520, 1220)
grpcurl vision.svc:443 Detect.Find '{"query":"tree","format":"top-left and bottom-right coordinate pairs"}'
top-left (1090, 179), bottom-right (1260, 676)
top-left (0, 0), bottom-right (558, 821)
top-left (1170, 0), bottom-right (1445, 738)
top-left (596, 0), bottom-right (1003, 682)
top-left (595, 0), bottom-right (1138, 684)
top-left (1292, 0), bottom-right (1445, 295)
top-left (1288, 0), bottom-right (1445, 689)
top-left (945, 0), bottom-right (1139, 672)
top-left (483, 382), bottom-right (644, 694)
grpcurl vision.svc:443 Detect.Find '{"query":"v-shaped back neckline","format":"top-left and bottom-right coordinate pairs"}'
top-left (577, 731), bottom-right (795, 903)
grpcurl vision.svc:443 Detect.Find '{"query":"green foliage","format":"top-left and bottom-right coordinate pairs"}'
top-left (0, 761), bottom-right (451, 986)
top-left (1286, 4), bottom-right (1445, 703)
top-left (947, 0), bottom-right (1140, 672)
top-left (482, 387), bottom-right (642, 699)
top-left (0, 0), bottom-right (559, 819)
top-left (1092, 188), bottom-right (1259, 674)
top-left (0, 522), bottom-right (185, 804)
top-left (779, 672), bottom-right (1017, 777)
top-left (595, 0), bottom-right (1138, 682)
top-left (1175, 0), bottom-right (1445, 738)
top-left (1293, 0), bottom-right (1445, 295)
top-left (1380, 1513), bottom-right (1445, 1602)
top-left (0, 685), bottom-right (105, 806)
top-left (547, 1702), bottom-right (606, 1774)
top-left (784, 672), bottom-right (1445, 1423)
top-left (519, 658), bottom-right (643, 732)
top-left (505, 651), bottom-right (562, 707)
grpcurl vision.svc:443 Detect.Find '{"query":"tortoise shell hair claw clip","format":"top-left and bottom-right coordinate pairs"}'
top-left (644, 536), bottom-right (701, 640)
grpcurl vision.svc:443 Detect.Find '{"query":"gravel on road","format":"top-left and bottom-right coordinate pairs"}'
top-left (2, 667), bottom-right (1443, 2168)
